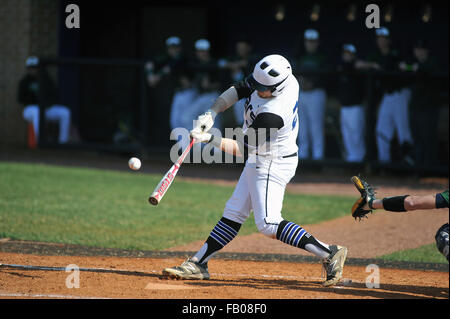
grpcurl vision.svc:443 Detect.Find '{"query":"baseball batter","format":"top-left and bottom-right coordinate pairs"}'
top-left (163, 54), bottom-right (348, 287)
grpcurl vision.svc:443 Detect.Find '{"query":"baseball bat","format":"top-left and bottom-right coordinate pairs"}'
top-left (148, 138), bottom-right (195, 206)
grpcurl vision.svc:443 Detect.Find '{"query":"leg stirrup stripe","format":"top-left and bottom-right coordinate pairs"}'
top-left (210, 232), bottom-right (227, 247)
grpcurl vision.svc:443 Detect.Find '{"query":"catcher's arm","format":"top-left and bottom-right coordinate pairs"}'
top-left (374, 194), bottom-right (441, 211)
top-left (351, 176), bottom-right (446, 220)
top-left (402, 194), bottom-right (438, 211)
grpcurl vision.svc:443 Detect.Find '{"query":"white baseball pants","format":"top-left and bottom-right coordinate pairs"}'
top-left (340, 105), bottom-right (366, 162)
top-left (223, 155), bottom-right (298, 238)
top-left (23, 104), bottom-right (71, 143)
top-left (375, 88), bottom-right (413, 162)
top-left (170, 88), bottom-right (198, 131)
top-left (170, 89), bottom-right (222, 152)
top-left (297, 89), bottom-right (327, 160)
top-left (171, 89), bottom-right (221, 131)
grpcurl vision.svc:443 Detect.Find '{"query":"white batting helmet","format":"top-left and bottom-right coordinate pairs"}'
top-left (247, 54), bottom-right (292, 96)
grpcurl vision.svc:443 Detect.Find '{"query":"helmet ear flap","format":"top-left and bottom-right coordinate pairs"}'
top-left (271, 74), bottom-right (291, 96)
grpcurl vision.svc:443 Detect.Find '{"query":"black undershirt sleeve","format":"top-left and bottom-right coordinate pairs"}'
top-left (239, 112), bottom-right (284, 156)
top-left (233, 80), bottom-right (253, 100)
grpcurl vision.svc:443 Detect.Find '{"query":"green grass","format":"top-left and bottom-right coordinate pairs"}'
top-left (380, 244), bottom-right (448, 264)
top-left (0, 162), bottom-right (353, 251)
top-left (1, 162), bottom-right (446, 264)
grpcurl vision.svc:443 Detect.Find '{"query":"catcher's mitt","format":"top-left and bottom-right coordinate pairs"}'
top-left (351, 176), bottom-right (377, 220)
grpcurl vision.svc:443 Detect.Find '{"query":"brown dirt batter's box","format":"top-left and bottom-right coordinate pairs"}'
top-left (0, 249), bottom-right (448, 299)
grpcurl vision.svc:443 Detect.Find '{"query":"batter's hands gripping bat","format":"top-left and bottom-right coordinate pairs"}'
top-left (148, 138), bottom-right (195, 206)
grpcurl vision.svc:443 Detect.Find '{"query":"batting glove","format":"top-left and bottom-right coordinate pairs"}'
top-left (193, 109), bottom-right (217, 133)
top-left (190, 129), bottom-right (221, 147)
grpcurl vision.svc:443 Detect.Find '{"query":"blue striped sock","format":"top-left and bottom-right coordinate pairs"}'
top-left (276, 221), bottom-right (307, 247)
top-left (210, 219), bottom-right (239, 247)
top-left (194, 217), bottom-right (241, 264)
top-left (276, 220), bottom-right (331, 258)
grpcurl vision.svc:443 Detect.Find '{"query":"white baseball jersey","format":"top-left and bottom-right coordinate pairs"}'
top-left (239, 74), bottom-right (299, 157)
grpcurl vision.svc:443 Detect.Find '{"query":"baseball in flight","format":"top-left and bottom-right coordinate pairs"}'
top-left (128, 157), bottom-right (141, 170)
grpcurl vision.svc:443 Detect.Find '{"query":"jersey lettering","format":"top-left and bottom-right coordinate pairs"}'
top-left (245, 102), bottom-right (257, 126)
top-left (292, 101), bottom-right (299, 130)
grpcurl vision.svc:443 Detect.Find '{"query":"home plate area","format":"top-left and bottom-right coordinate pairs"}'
top-left (0, 252), bottom-right (448, 299)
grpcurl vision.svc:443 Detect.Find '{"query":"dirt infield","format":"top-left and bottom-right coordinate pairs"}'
top-left (170, 211), bottom-right (449, 259)
top-left (0, 252), bottom-right (448, 299)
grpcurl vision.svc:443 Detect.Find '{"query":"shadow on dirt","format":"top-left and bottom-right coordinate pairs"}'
top-left (0, 264), bottom-right (160, 279)
top-left (183, 277), bottom-right (449, 299)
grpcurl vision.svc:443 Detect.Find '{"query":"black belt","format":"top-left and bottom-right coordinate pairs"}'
top-left (255, 152), bottom-right (298, 158)
top-left (282, 152), bottom-right (298, 158)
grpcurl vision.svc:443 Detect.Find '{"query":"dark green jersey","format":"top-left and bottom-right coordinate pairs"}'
top-left (296, 52), bottom-right (327, 70)
top-left (294, 52), bottom-right (328, 90)
top-left (17, 71), bottom-right (59, 108)
top-left (149, 52), bottom-right (188, 78)
top-left (367, 49), bottom-right (401, 71)
top-left (436, 190), bottom-right (449, 208)
top-left (440, 190), bottom-right (449, 205)
top-left (366, 48), bottom-right (405, 93)
top-left (409, 57), bottom-right (441, 109)
top-left (337, 61), bottom-right (365, 106)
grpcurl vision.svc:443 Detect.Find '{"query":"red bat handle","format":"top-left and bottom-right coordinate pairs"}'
top-left (177, 138), bottom-right (195, 164)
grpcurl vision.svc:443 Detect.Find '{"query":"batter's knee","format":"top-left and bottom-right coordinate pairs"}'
top-left (23, 105), bottom-right (39, 121)
top-left (63, 107), bottom-right (71, 119)
top-left (256, 221), bottom-right (279, 239)
top-left (223, 208), bottom-right (248, 226)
